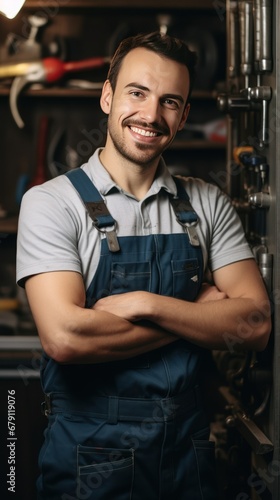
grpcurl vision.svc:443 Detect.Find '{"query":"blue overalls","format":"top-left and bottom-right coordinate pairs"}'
top-left (37, 169), bottom-right (218, 500)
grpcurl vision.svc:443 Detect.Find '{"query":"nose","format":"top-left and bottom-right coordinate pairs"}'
top-left (139, 97), bottom-right (161, 124)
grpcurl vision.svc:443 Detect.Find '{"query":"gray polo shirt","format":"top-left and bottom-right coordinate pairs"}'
top-left (16, 148), bottom-right (253, 289)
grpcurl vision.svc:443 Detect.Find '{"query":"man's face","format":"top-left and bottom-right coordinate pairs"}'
top-left (101, 47), bottom-right (190, 167)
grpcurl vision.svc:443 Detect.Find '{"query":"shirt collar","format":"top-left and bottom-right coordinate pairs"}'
top-left (86, 148), bottom-right (178, 198)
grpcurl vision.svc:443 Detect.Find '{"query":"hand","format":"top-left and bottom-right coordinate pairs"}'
top-left (196, 283), bottom-right (228, 303)
top-left (93, 291), bottom-right (150, 322)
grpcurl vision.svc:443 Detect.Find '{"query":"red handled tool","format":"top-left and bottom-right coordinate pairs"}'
top-left (34, 56), bottom-right (110, 83)
top-left (0, 56), bottom-right (110, 128)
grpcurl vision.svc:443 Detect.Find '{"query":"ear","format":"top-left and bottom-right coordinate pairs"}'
top-left (100, 80), bottom-right (113, 115)
top-left (178, 103), bottom-right (190, 131)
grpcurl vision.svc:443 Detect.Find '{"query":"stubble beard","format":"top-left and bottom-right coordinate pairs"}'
top-left (107, 115), bottom-right (171, 168)
top-left (111, 134), bottom-right (162, 167)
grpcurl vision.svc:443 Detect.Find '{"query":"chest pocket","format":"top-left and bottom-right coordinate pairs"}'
top-left (111, 261), bottom-right (152, 294)
top-left (110, 256), bottom-right (200, 300)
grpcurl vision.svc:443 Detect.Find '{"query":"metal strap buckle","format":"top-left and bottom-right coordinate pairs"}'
top-left (41, 393), bottom-right (51, 417)
top-left (93, 222), bottom-right (120, 253)
top-left (185, 224), bottom-right (200, 247)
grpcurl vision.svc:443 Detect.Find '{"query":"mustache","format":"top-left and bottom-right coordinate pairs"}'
top-left (123, 119), bottom-right (169, 135)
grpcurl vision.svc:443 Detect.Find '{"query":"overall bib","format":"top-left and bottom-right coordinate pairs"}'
top-left (37, 169), bottom-right (218, 500)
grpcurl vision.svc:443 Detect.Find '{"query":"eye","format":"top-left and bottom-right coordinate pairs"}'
top-left (130, 90), bottom-right (144, 98)
top-left (162, 98), bottom-right (180, 109)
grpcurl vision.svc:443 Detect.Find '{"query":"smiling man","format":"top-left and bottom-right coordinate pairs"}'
top-left (100, 46), bottom-right (190, 177)
top-left (16, 32), bottom-right (271, 499)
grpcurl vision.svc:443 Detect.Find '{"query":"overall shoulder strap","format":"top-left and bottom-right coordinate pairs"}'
top-left (170, 176), bottom-right (200, 247)
top-left (65, 168), bottom-right (120, 252)
top-left (65, 168), bottom-right (116, 229)
top-left (171, 176), bottom-right (198, 224)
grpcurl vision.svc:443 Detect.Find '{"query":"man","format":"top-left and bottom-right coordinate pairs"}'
top-left (16, 32), bottom-right (271, 499)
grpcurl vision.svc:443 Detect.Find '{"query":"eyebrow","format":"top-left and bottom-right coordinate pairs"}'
top-left (125, 82), bottom-right (185, 105)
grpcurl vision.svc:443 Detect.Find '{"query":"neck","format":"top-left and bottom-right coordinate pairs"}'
top-left (99, 144), bottom-right (160, 200)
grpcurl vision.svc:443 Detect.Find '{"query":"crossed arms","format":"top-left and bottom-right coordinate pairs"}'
top-left (24, 257), bottom-right (271, 364)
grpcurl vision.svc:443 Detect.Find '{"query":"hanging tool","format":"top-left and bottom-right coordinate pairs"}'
top-left (0, 14), bottom-right (48, 64)
top-left (0, 55), bottom-right (110, 128)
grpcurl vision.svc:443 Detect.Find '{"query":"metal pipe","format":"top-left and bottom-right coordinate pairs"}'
top-left (239, 0), bottom-right (254, 86)
top-left (260, 0), bottom-right (273, 72)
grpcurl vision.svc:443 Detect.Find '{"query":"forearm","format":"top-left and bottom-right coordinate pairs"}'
top-left (93, 261), bottom-right (271, 352)
top-left (94, 289), bottom-right (270, 352)
top-left (142, 294), bottom-right (270, 352)
top-left (25, 272), bottom-right (177, 365)
top-left (37, 305), bottom-right (177, 364)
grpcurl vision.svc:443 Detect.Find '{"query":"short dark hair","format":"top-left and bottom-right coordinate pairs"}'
top-left (107, 31), bottom-right (197, 105)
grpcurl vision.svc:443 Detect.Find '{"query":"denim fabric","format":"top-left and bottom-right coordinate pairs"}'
top-left (37, 171), bottom-right (218, 499)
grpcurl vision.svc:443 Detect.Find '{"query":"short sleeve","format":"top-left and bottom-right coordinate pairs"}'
top-left (207, 184), bottom-right (253, 272)
top-left (16, 180), bottom-right (82, 287)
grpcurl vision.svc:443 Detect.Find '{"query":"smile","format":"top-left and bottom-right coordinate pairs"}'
top-left (130, 126), bottom-right (159, 137)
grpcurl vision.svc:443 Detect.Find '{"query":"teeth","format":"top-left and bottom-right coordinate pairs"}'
top-left (130, 126), bottom-right (158, 137)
